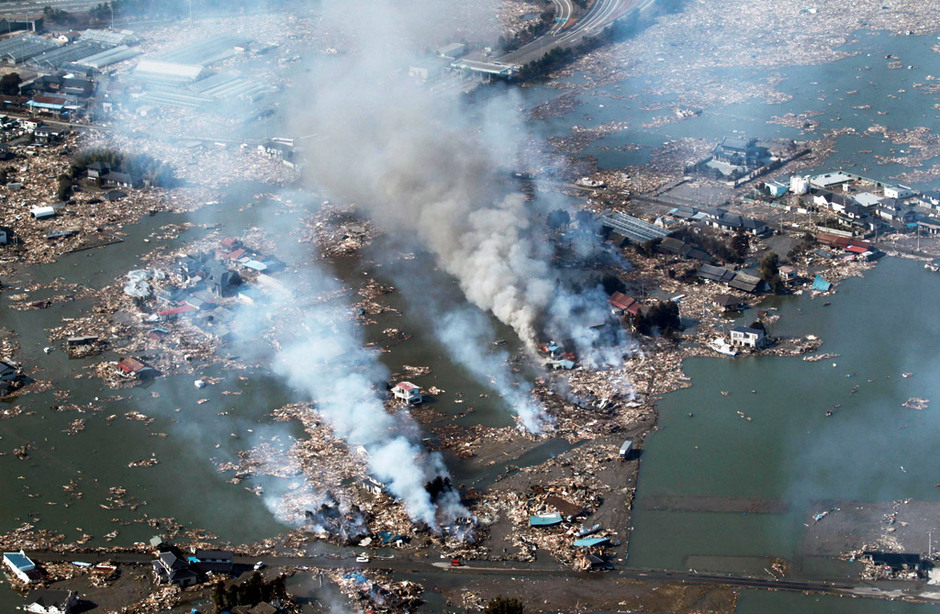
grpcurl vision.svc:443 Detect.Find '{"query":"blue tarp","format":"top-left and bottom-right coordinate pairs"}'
top-left (812, 275), bottom-right (832, 292)
top-left (573, 537), bottom-right (610, 547)
top-left (528, 513), bottom-right (563, 527)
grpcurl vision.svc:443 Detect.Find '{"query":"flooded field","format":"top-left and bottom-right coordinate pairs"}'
top-left (523, 30), bottom-right (940, 190)
top-left (628, 257), bottom-right (940, 580)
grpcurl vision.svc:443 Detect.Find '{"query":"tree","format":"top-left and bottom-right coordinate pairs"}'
top-left (0, 72), bottom-right (21, 96)
top-left (759, 251), bottom-right (784, 293)
top-left (56, 174), bottom-right (73, 201)
top-left (484, 595), bottom-right (525, 614)
top-left (210, 582), bottom-right (225, 611)
top-left (730, 229), bottom-right (749, 261)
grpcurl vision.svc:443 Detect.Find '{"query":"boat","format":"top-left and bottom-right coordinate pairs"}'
top-left (707, 338), bottom-right (737, 356)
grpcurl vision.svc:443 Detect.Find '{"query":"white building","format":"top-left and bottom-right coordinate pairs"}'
top-left (789, 175), bottom-right (809, 194)
top-left (392, 381), bottom-right (422, 405)
top-left (3, 551), bottom-right (38, 583)
top-left (884, 184), bottom-right (915, 199)
top-left (25, 590), bottom-right (78, 614)
top-left (730, 326), bottom-right (768, 349)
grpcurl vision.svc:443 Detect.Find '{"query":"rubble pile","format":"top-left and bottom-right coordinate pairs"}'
top-left (226, 403), bottom-right (420, 545)
top-left (300, 203), bottom-right (378, 257)
top-left (0, 135), bottom-right (186, 265)
top-left (117, 585), bottom-right (181, 614)
top-left (331, 569), bottom-right (424, 613)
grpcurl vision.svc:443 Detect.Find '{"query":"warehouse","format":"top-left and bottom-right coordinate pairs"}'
top-left (134, 35), bottom-right (249, 84)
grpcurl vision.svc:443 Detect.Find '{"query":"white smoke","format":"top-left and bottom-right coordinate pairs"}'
top-left (437, 305), bottom-right (547, 431)
top-left (272, 274), bottom-right (469, 527)
top-left (288, 1), bottom-right (563, 353)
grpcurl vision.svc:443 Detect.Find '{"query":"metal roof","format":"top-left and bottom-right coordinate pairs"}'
top-left (529, 513), bottom-right (563, 527)
top-left (4, 552), bottom-right (35, 569)
top-left (599, 211), bottom-right (669, 243)
top-left (573, 537), bottom-right (610, 547)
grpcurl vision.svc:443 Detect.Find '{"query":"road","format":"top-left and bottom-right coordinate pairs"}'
top-left (22, 548), bottom-right (939, 604)
top-left (498, 0), bottom-right (650, 68)
top-left (0, 0), bottom-right (104, 17)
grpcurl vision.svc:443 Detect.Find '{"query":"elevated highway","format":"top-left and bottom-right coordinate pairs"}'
top-left (454, 0), bottom-right (657, 76)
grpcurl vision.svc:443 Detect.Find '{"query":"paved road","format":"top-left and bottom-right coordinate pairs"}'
top-left (498, 0), bottom-right (649, 68)
top-left (0, 0), bottom-right (104, 17)
top-left (22, 548), bottom-right (938, 604)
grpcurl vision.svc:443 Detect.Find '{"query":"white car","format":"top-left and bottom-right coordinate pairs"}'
top-left (355, 553), bottom-right (370, 563)
top-left (253, 561), bottom-right (265, 571)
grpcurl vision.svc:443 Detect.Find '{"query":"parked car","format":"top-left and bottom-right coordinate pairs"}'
top-left (253, 561), bottom-right (265, 571)
top-left (355, 553), bottom-right (370, 563)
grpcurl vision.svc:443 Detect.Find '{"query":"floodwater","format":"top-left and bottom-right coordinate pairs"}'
top-left (0, 181), bottom-right (549, 608)
top-left (522, 30), bottom-right (940, 190)
top-left (627, 257), bottom-right (940, 584)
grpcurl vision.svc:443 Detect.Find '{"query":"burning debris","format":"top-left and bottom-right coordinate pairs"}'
top-left (303, 494), bottom-right (371, 544)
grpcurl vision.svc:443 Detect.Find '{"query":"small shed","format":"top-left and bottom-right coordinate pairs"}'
top-left (30, 205), bottom-right (56, 219)
top-left (619, 439), bottom-right (633, 460)
top-left (545, 495), bottom-right (584, 519)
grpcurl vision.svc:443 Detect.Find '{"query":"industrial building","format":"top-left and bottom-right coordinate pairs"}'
top-left (133, 35), bottom-right (249, 85)
top-left (0, 35), bottom-right (58, 64)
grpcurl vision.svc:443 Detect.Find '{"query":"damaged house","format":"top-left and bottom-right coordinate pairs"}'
top-left (391, 381), bottom-right (422, 405)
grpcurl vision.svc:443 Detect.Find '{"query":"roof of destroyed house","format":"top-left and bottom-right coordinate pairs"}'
top-left (715, 294), bottom-right (741, 307)
top-left (117, 357), bottom-right (150, 373)
top-left (544, 495), bottom-right (584, 517)
top-left (816, 232), bottom-right (852, 249)
top-left (104, 171), bottom-right (135, 183)
top-left (528, 513), bottom-right (563, 527)
top-left (731, 326), bottom-right (764, 335)
top-left (26, 589), bottom-right (74, 607)
top-left (608, 291), bottom-right (638, 311)
top-left (697, 264), bottom-right (736, 284)
top-left (728, 273), bottom-right (763, 293)
top-left (573, 537), bottom-right (610, 547)
top-left (157, 305), bottom-right (197, 316)
top-left (657, 236), bottom-right (691, 256)
top-left (220, 247), bottom-right (246, 260)
top-left (812, 275), bottom-right (832, 291)
top-left (668, 206), bottom-right (697, 219)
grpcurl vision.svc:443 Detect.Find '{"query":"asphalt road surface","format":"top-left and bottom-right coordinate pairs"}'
top-left (23, 548), bottom-right (939, 604)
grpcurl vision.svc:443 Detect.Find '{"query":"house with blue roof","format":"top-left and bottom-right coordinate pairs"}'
top-left (3, 550), bottom-right (41, 583)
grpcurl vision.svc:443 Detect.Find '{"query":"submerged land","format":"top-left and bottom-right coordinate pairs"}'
top-left (0, 1), bottom-right (940, 613)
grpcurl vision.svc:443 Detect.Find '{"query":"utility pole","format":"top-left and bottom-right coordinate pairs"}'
top-left (109, 2), bottom-right (114, 31)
